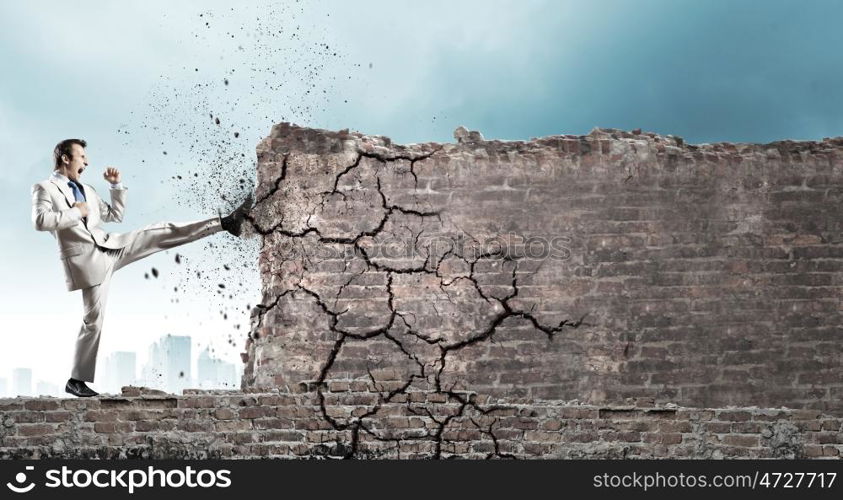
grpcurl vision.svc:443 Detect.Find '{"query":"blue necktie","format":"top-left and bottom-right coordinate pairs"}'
top-left (68, 181), bottom-right (86, 202)
top-left (68, 181), bottom-right (88, 224)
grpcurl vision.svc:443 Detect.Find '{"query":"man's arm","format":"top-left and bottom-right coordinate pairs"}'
top-left (97, 184), bottom-right (126, 223)
top-left (31, 183), bottom-right (83, 231)
top-left (98, 167), bottom-right (125, 223)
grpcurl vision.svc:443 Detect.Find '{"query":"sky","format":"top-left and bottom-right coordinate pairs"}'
top-left (1, 0), bottom-right (842, 396)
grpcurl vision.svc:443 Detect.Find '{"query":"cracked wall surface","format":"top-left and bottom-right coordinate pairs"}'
top-left (244, 123), bottom-right (843, 424)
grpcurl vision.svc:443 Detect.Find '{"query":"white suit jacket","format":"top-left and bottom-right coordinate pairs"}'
top-left (32, 173), bottom-right (129, 291)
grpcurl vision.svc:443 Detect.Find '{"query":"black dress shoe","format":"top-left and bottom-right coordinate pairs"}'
top-left (220, 192), bottom-right (254, 237)
top-left (65, 378), bottom-right (99, 397)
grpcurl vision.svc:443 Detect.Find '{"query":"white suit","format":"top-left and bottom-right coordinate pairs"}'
top-left (32, 172), bottom-right (222, 382)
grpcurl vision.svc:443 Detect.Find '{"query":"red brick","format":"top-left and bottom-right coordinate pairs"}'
top-left (17, 424), bottom-right (56, 436)
top-left (214, 408), bottom-right (237, 420)
top-left (84, 411), bottom-right (117, 422)
top-left (94, 422), bottom-right (133, 434)
top-left (44, 411), bottom-right (73, 423)
top-left (24, 400), bottom-right (60, 411)
top-left (179, 396), bottom-right (216, 408)
top-left (721, 435), bottom-right (759, 448)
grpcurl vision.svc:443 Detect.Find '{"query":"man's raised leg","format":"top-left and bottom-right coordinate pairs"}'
top-left (67, 217), bottom-right (222, 394)
top-left (114, 217), bottom-right (223, 271)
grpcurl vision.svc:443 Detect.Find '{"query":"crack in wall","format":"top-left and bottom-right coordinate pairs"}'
top-left (255, 153), bottom-right (289, 206)
top-left (245, 143), bottom-right (588, 458)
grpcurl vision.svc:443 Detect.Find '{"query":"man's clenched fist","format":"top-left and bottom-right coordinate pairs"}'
top-left (74, 202), bottom-right (89, 217)
top-left (103, 167), bottom-right (121, 184)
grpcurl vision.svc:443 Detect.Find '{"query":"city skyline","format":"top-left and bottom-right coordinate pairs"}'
top-left (0, 334), bottom-right (241, 397)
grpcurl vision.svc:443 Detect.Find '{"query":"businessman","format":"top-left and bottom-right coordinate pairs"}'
top-left (32, 138), bottom-right (253, 397)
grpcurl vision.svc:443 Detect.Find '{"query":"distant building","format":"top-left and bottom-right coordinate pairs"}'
top-left (35, 380), bottom-right (62, 397)
top-left (140, 340), bottom-right (163, 388)
top-left (141, 335), bottom-right (191, 394)
top-left (12, 368), bottom-right (32, 397)
top-left (197, 347), bottom-right (240, 389)
top-left (104, 351), bottom-right (137, 394)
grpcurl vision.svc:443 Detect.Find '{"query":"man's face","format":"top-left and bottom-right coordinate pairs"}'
top-left (62, 144), bottom-right (88, 182)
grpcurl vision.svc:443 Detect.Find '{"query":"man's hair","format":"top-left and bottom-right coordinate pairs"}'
top-left (53, 139), bottom-right (87, 170)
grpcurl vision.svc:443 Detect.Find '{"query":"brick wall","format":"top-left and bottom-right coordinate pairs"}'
top-left (4, 124), bottom-right (841, 460)
top-left (1, 388), bottom-right (840, 459)
top-left (243, 124), bottom-right (843, 416)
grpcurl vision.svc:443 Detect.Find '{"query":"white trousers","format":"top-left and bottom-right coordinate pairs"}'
top-left (71, 217), bottom-right (223, 382)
